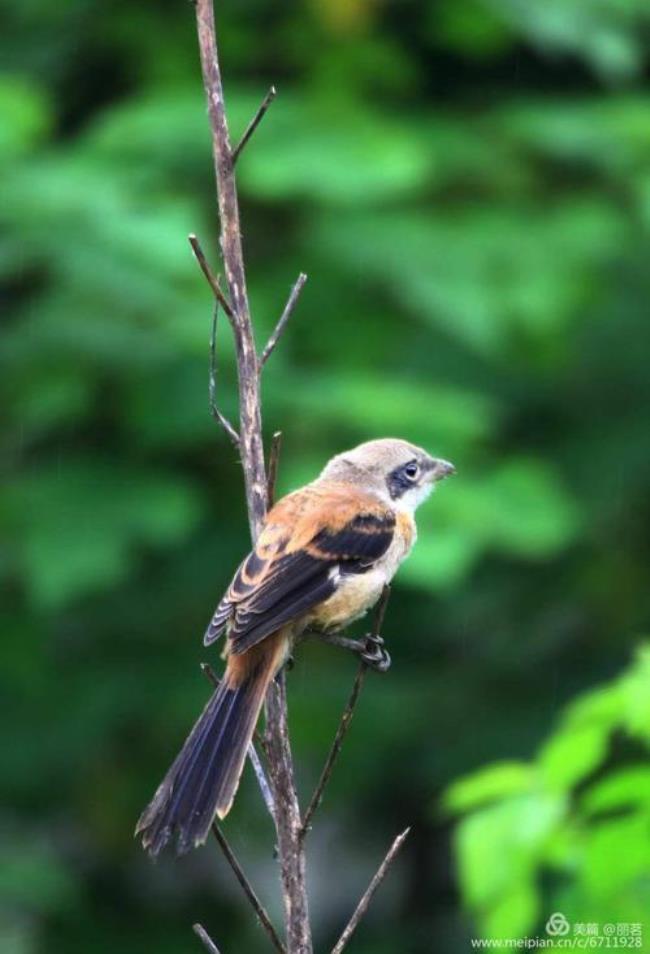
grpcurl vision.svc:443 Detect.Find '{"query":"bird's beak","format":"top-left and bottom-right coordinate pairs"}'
top-left (429, 458), bottom-right (455, 482)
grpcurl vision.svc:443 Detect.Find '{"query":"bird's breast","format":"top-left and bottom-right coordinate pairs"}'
top-left (306, 510), bottom-right (416, 631)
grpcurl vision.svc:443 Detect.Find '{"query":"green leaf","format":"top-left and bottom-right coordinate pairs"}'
top-left (581, 814), bottom-right (650, 897)
top-left (581, 767), bottom-right (650, 816)
top-left (2, 460), bottom-right (204, 607)
top-left (455, 792), bottom-right (565, 908)
top-left (539, 725), bottom-right (608, 792)
top-left (444, 761), bottom-right (534, 813)
top-left (483, 0), bottom-right (650, 81)
top-left (0, 842), bottom-right (78, 914)
top-left (0, 76), bottom-right (51, 161)
top-left (313, 203), bottom-right (624, 356)
top-left (619, 646), bottom-right (650, 741)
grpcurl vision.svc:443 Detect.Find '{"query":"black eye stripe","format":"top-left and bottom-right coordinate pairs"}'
top-left (387, 459), bottom-right (420, 499)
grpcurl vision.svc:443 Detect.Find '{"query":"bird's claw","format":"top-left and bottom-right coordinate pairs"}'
top-left (360, 634), bottom-right (391, 673)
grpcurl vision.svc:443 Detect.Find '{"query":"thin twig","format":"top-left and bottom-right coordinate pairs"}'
top-left (266, 431), bottom-right (283, 509)
top-left (208, 304), bottom-right (240, 446)
top-left (330, 828), bottom-right (411, 954)
top-left (193, 923), bottom-right (222, 954)
top-left (200, 660), bottom-right (221, 688)
top-left (260, 274), bottom-right (307, 369)
top-left (189, 234), bottom-right (235, 320)
top-left (200, 663), bottom-right (275, 819)
top-left (232, 86), bottom-right (277, 164)
top-left (300, 666), bottom-right (366, 840)
top-left (247, 739), bottom-right (276, 821)
top-left (300, 587), bottom-right (391, 839)
top-left (211, 823), bottom-right (286, 954)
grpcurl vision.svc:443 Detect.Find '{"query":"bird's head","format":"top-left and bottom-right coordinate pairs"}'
top-left (320, 438), bottom-right (455, 513)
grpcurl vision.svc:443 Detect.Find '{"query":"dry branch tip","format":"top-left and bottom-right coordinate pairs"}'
top-left (193, 923), bottom-right (222, 954)
top-left (330, 827), bottom-right (411, 954)
top-left (233, 85), bottom-right (277, 164)
top-left (208, 303), bottom-right (240, 446)
top-left (260, 273), bottom-right (308, 369)
top-left (211, 823), bottom-right (286, 954)
top-left (267, 431), bottom-right (283, 508)
top-left (188, 233), bottom-right (235, 319)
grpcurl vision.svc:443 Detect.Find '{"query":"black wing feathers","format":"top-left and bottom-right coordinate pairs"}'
top-left (312, 511), bottom-right (394, 563)
top-left (206, 507), bottom-right (395, 654)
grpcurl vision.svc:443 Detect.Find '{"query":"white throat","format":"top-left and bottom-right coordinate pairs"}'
top-left (395, 481), bottom-right (434, 515)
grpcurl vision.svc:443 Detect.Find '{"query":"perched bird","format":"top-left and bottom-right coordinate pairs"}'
top-left (136, 438), bottom-right (454, 856)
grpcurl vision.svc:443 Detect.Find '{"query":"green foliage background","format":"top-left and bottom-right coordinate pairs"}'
top-left (2, 0), bottom-right (650, 951)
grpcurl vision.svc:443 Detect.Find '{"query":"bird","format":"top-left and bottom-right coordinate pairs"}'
top-left (136, 438), bottom-right (454, 856)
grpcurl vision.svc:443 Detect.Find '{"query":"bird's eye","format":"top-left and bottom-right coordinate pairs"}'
top-left (404, 461), bottom-right (419, 480)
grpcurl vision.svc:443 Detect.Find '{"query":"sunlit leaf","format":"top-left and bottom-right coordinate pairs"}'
top-left (444, 761), bottom-right (534, 812)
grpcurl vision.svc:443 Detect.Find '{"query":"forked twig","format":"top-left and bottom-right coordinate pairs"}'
top-left (266, 431), bottom-right (283, 508)
top-left (193, 923), bottom-right (222, 954)
top-left (232, 86), bottom-right (277, 164)
top-left (200, 663), bottom-right (275, 819)
top-left (300, 587), bottom-right (391, 839)
top-left (259, 274), bottom-right (308, 369)
top-left (330, 828), bottom-right (411, 954)
top-left (189, 233), bottom-right (235, 320)
top-left (211, 823), bottom-right (286, 954)
top-left (208, 304), bottom-right (240, 446)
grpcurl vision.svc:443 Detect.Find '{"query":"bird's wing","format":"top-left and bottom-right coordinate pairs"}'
top-left (204, 482), bottom-right (395, 653)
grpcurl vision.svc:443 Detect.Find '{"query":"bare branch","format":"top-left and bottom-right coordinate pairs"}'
top-left (193, 923), bottom-right (222, 954)
top-left (208, 304), bottom-right (240, 446)
top-left (263, 672), bottom-right (312, 952)
top-left (267, 430), bottom-right (283, 509)
top-left (247, 738), bottom-right (277, 821)
top-left (189, 233), bottom-right (235, 320)
top-left (211, 823), bottom-right (286, 954)
top-left (330, 828), bottom-right (411, 954)
top-left (300, 587), bottom-right (392, 839)
top-left (260, 274), bottom-right (307, 369)
top-left (194, 0), bottom-right (267, 536)
top-left (199, 661), bottom-right (220, 688)
top-left (232, 86), bottom-right (277, 164)
top-left (200, 663), bottom-right (275, 819)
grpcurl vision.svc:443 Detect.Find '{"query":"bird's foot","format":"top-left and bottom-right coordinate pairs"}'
top-left (359, 633), bottom-right (391, 673)
top-left (308, 628), bottom-right (391, 672)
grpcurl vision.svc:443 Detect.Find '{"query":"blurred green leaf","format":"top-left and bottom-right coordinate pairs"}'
top-left (447, 649), bottom-right (650, 940)
top-left (582, 815), bottom-right (650, 896)
top-left (539, 725), bottom-right (608, 791)
top-left (0, 840), bottom-right (78, 914)
top-left (313, 202), bottom-right (624, 355)
top-left (0, 75), bottom-right (50, 161)
top-left (2, 461), bottom-right (204, 607)
top-left (482, 0), bottom-right (650, 81)
top-left (581, 767), bottom-right (650, 815)
top-left (444, 761), bottom-right (534, 812)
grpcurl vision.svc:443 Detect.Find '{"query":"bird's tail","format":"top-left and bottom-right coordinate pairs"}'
top-left (136, 636), bottom-right (285, 856)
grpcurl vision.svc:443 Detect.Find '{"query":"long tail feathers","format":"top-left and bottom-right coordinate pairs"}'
top-left (136, 651), bottom-right (277, 857)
